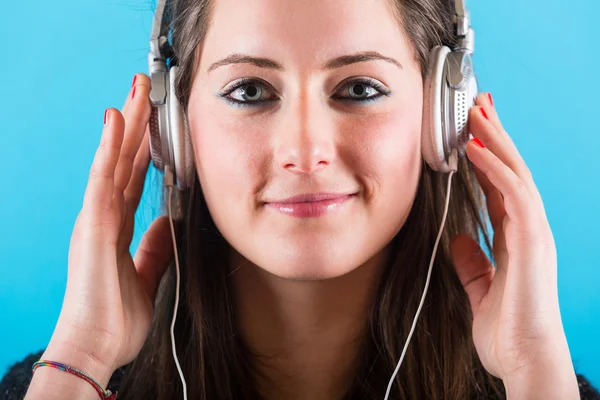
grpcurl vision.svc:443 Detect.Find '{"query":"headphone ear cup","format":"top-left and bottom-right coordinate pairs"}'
top-left (422, 45), bottom-right (451, 173)
top-left (149, 100), bottom-right (165, 171)
top-left (167, 65), bottom-right (194, 191)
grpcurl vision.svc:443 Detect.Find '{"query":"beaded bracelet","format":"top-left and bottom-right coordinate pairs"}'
top-left (31, 360), bottom-right (118, 399)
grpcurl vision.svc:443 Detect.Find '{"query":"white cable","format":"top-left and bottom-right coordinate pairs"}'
top-left (164, 165), bottom-right (188, 400)
top-left (383, 149), bottom-right (458, 400)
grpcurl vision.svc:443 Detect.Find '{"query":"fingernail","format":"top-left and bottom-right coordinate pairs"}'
top-left (472, 137), bottom-right (485, 149)
top-left (487, 92), bottom-right (494, 107)
top-left (104, 109), bottom-right (110, 125)
top-left (480, 107), bottom-right (489, 120)
top-left (132, 86), bottom-right (136, 99)
top-left (131, 74), bottom-right (137, 87)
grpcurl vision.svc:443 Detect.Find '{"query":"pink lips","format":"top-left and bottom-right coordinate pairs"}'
top-left (265, 193), bottom-right (355, 218)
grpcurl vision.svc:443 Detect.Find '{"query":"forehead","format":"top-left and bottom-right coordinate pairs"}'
top-left (200, 0), bottom-right (412, 71)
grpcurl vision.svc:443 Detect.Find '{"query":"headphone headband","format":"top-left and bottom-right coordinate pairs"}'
top-left (148, 0), bottom-right (174, 108)
top-left (150, 0), bottom-right (171, 59)
top-left (454, 0), bottom-right (468, 35)
top-left (453, 0), bottom-right (475, 53)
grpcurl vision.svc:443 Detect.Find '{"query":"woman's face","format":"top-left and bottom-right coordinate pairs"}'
top-left (187, 0), bottom-right (424, 280)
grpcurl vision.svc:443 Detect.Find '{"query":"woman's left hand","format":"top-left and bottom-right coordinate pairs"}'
top-left (448, 93), bottom-right (574, 384)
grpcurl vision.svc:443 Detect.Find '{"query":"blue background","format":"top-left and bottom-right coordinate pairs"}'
top-left (1, 0), bottom-right (599, 388)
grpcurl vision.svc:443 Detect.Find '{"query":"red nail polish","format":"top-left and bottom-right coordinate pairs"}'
top-left (487, 92), bottom-right (494, 106)
top-left (104, 109), bottom-right (109, 125)
top-left (132, 86), bottom-right (136, 99)
top-left (473, 137), bottom-right (485, 149)
top-left (480, 107), bottom-right (489, 120)
top-left (131, 75), bottom-right (137, 87)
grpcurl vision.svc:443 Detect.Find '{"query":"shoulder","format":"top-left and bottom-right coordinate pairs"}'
top-left (577, 373), bottom-right (600, 400)
top-left (0, 350), bottom-right (44, 399)
top-left (0, 349), bottom-right (128, 400)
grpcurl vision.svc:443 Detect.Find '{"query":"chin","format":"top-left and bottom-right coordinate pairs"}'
top-left (266, 263), bottom-right (354, 281)
top-left (252, 245), bottom-right (371, 281)
top-left (225, 221), bottom-right (393, 282)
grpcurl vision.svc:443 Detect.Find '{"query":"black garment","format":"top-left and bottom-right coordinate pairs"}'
top-left (2, 349), bottom-right (599, 399)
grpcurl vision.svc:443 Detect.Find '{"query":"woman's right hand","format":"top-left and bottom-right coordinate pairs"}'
top-left (42, 73), bottom-right (177, 380)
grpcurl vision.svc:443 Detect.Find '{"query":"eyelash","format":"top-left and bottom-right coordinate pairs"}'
top-left (217, 77), bottom-right (391, 108)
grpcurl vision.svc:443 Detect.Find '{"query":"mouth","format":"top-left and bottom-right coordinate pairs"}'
top-left (264, 193), bottom-right (357, 218)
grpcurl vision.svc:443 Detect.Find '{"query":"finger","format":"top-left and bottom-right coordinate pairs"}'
top-left (113, 74), bottom-right (152, 195)
top-left (120, 74), bottom-right (139, 115)
top-left (474, 93), bottom-right (519, 153)
top-left (119, 125), bottom-right (152, 253)
top-left (471, 94), bottom-right (546, 218)
top-left (449, 233), bottom-right (495, 313)
top-left (124, 124), bottom-right (152, 215)
top-left (466, 138), bottom-right (535, 225)
top-left (133, 216), bottom-right (176, 302)
top-left (471, 161), bottom-right (505, 232)
top-left (83, 109), bottom-right (125, 216)
top-left (470, 95), bottom-right (535, 189)
top-left (475, 93), bottom-right (510, 143)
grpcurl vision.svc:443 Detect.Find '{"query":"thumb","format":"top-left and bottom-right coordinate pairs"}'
top-left (449, 233), bottom-right (495, 314)
top-left (134, 215), bottom-right (178, 302)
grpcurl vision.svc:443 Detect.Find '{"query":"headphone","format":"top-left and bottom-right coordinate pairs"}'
top-left (422, 0), bottom-right (478, 173)
top-left (147, 1), bottom-right (478, 399)
top-left (148, 0), bottom-right (195, 195)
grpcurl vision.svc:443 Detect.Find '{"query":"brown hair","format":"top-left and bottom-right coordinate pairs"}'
top-left (117, 0), bottom-right (507, 398)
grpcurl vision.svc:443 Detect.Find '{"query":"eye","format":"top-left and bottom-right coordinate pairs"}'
top-left (333, 78), bottom-right (391, 104)
top-left (218, 78), bottom-right (278, 107)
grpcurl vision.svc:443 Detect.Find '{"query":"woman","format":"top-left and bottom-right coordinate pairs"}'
top-left (2, 0), bottom-right (598, 398)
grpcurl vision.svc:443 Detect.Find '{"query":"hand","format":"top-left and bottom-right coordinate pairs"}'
top-left (449, 93), bottom-right (574, 382)
top-left (46, 74), bottom-right (176, 376)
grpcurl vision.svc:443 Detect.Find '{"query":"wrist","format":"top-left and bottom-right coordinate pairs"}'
top-left (26, 363), bottom-right (105, 400)
top-left (504, 360), bottom-right (579, 400)
top-left (25, 339), bottom-right (117, 399)
top-left (501, 330), bottom-right (580, 399)
top-left (41, 337), bottom-right (117, 386)
top-left (46, 319), bottom-right (121, 382)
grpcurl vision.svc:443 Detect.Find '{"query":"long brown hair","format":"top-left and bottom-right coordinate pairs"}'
top-left (116, 0), bottom-right (507, 398)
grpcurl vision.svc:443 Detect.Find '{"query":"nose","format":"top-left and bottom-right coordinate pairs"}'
top-left (274, 93), bottom-right (335, 175)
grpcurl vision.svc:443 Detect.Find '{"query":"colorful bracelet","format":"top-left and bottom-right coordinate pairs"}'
top-left (31, 360), bottom-right (118, 399)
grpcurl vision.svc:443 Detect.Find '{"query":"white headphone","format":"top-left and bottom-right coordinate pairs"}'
top-left (146, 1), bottom-right (479, 399)
top-left (148, 0), bottom-right (194, 194)
top-left (422, 0), bottom-right (478, 173)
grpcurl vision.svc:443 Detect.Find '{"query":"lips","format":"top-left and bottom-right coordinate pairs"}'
top-left (269, 192), bottom-right (355, 204)
top-left (265, 193), bottom-right (356, 218)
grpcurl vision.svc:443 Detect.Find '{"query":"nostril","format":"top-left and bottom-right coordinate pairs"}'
top-left (284, 160), bottom-right (329, 174)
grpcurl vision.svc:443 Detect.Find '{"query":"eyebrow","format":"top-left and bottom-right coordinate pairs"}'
top-left (207, 51), bottom-right (403, 73)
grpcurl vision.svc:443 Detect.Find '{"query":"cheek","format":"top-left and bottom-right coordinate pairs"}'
top-left (188, 107), bottom-right (267, 220)
top-left (341, 106), bottom-right (423, 204)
